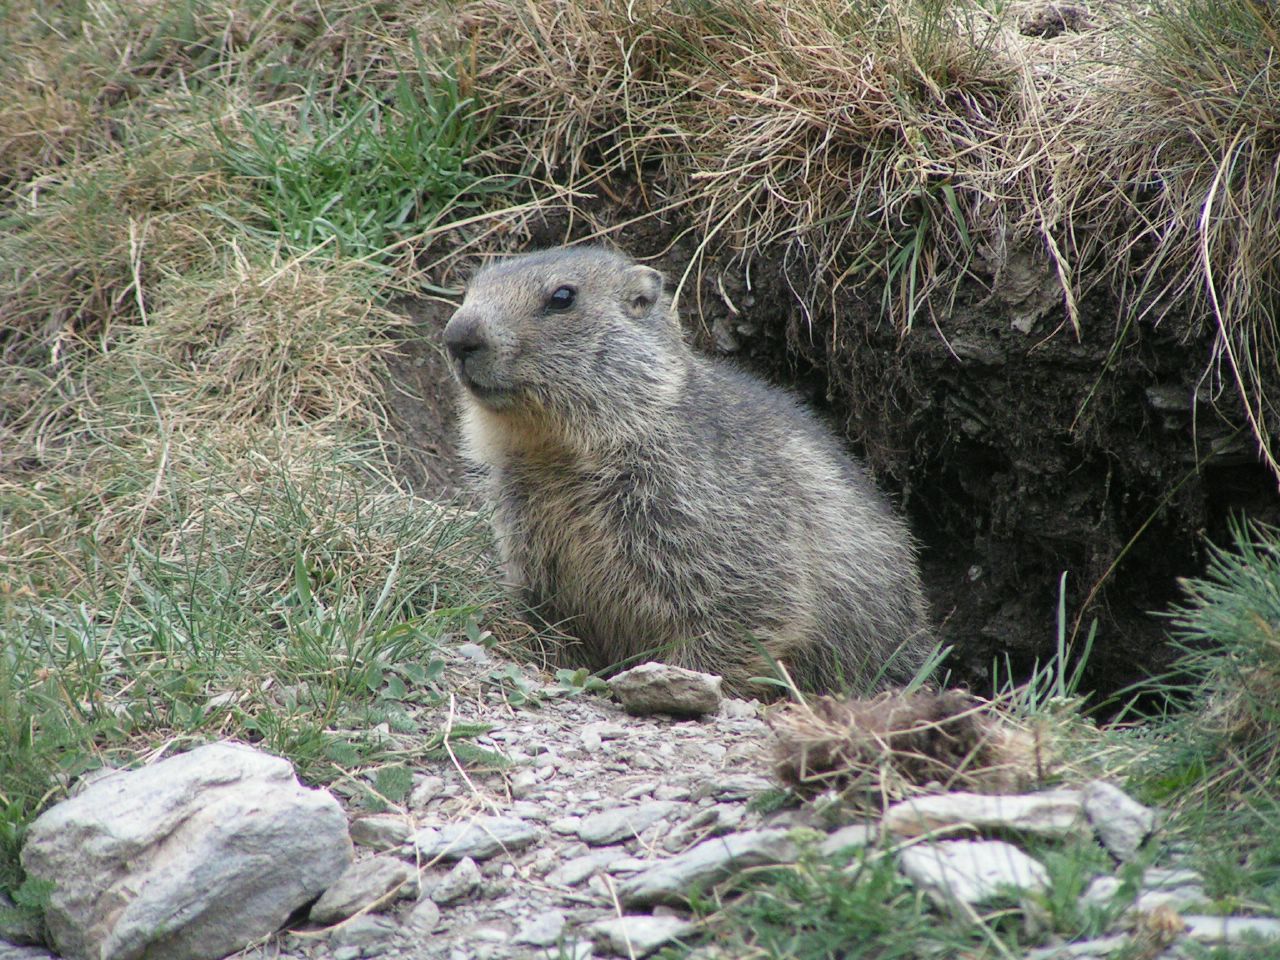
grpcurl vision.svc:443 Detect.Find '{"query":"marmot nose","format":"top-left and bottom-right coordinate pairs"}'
top-left (444, 312), bottom-right (487, 363)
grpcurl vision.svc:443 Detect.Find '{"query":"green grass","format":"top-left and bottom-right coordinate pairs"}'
top-left (0, 442), bottom-right (505, 887)
top-left (0, 0), bottom-right (525, 918)
top-left (1126, 521), bottom-right (1280, 921)
top-left (214, 56), bottom-right (499, 261)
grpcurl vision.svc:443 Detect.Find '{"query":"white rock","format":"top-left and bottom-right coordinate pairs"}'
top-left (899, 839), bottom-right (1049, 906)
top-left (430, 856), bottom-right (482, 904)
top-left (1143, 867), bottom-right (1202, 889)
top-left (409, 776), bottom-right (446, 810)
top-left (349, 814), bottom-right (413, 851)
top-left (718, 698), bottom-right (760, 719)
top-left (21, 742), bottom-right (351, 960)
top-left (693, 773), bottom-right (773, 800)
top-left (509, 769), bottom-right (540, 799)
top-left (579, 801), bottom-right (682, 846)
top-left (883, 790), bottom-right (1087, 839)
top-left (404, 897), bottom-right (440, 933)
top-left (819, 823), bottom-right (876, 858)
top-left (0, 947), bottom-right (56, 960)
top-left (588, 915), bottom-right (694, 957)
top-left (1182, 915), bottom-right (1280, 945)
top-left (1081, 869), bottom-right (1207, 916)
top-left (310, 855), bottom-right (415, 923)
top-left (1023, 934), bottom-right (1132, 959)
top-left (1082, 781), bottom-right (1156, 860)
top-left (547, 849), bottom-right (630, 887)
top-left (618, 829), bottom-right (798, 907)
top-left (327, 913), bottom-right (399, 949)
top-left (410, 816), bottom-right (540, 861)
top-left (654, 785), bottom-right (691, 802)
top-left (1079, 875), bottom-right (1124, 909)
top-left (610, 663), bottom-right (723, 717)
top-left (512, 909), bottom-right (567, 946)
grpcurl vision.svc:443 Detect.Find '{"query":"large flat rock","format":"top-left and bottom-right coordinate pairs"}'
top-left (22, 742), bottom-right (352, 960)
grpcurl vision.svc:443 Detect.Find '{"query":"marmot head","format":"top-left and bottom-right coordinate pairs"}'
top-left (443, 247), bottom-right (682, 417)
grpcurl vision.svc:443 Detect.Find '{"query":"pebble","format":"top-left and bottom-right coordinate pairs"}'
top-left (610, 663), bottom-right (723, 717)
top-left (408, 776), bottom-right (446, 811)
top-left (349, 814), bottom-right (414, 851)
top-left (327, 914), bottom-right (399, 950)
top-left (899, 839), bottom-right (1050, 907)
top-left (309, 855), bottom-right (415, 923)
top-left (410, 816), bottom-right (541, 861)
top-left (578, 801), bottom-right (682, 846)
top-left (548, 849), bottom-right (629, 887)
top-left (884, 790), bottom-right (1088, 839)
top-left (1082, 781), bottom-right (1156, 861)
top-left (619, 829), bottom-right (798, 906)
top-left (404, 897), bottom-right (440, 933)
top-left (1183, 914), bottom-right (1280, 945)
top-left (430, 856), bottom-right (483, 904)
top-left (588, 915), bottom-right (695, 957)
top-left (512, 909), bottom-right (567, 946)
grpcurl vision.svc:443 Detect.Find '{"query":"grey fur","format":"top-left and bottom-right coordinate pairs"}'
top-left (444, 246), bottom-right (933, 695)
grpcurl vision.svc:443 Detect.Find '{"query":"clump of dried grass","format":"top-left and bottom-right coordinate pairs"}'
top-left (456, 0), bottom-right (1013, 322)
top-left (449, 0), bottom-right (1280, 476)
top-left (769, 688), bottom-right (1041, 807)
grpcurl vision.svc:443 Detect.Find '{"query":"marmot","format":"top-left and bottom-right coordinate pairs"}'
top-left (443, 246), bottom-right (932, 696)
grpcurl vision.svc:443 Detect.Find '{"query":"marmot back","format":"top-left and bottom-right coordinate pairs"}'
top-left (443, 246), bottom-right (932, 695)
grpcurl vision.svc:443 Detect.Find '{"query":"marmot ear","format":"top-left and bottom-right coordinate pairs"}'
top-left (622, 265), bottom-right (664, 319)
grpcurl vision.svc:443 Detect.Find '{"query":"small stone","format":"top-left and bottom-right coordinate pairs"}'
top-left (718, 698), bottom-right (760, 719)
top-left (0, 944), bottom-right (55, 960)
top-left (619, 829), bottom-right (798, 907)
top-left (350, 814), bottom-right (413, 851)
top-left (430, 856), bottom-right (482, 904)
top-left (1181, 915), bottom-right (1280, 945)
top-left (456, 642), bottom-right (490, 662)
top-left (409, 776), bottom-right (446, 810)
top-left (819, 823), bottom-right (876, 858)
top-left (548, 849), bottom-right (629, 887)
top-left (1082, 781), bottom-right (1156, 860)
top-left (512, 910), bottom-right (567, 946)
top-left (510, 769), bottom-right (540, 799)
top-left (410, 816), bottom-right (540, 861)
top-left (883, 790), bottom-right (1087, 839)
top-left (1143, 867), bottom-right (1203, 889)
top-left (693, 774), bottom-right (773, 801)
top-left (310, 856), bottom-right (416, 923)
top-left (327, 913), bottom-right (400, 949)
top-left (1023, 934), bottom-right (1132, 959)
top-left (588, 915), bottom-right (694, 957)
top-left (606, 857), bottom-right (654, 874)
top-left (579, 801), bottom-right (682, 846)
top-left (654, 785), bottom-right (691, 802)
top-left (405, 897), bottom-right (440, 932)
top-left (1080, 876), bottom-right (1124, 909)
top-left (610, 663), bottom-right (723, 717)
top-left (899, 839), bottom-right (1049, 906)
top-left (550, 816), bottom-right (582, 836)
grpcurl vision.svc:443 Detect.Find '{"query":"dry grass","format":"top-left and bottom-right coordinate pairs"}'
top-left (444, 0), bottom-right (1280, 473)
top-left (768, 689), bottom-right (1042, 808)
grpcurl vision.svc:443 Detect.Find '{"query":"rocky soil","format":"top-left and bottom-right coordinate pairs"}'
top-left (9, 643), bottom-right (1280, 960)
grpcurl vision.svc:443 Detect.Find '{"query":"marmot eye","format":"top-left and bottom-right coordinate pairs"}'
top-left (547, 286), bottom-right (576, 310)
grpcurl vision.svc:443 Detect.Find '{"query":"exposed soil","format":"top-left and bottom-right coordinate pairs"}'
top-left (383, 206), bottom-right (1280, 710)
